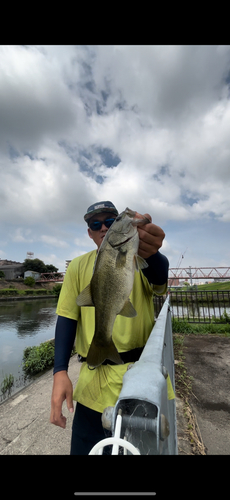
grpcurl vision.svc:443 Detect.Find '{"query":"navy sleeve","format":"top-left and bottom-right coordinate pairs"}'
top-left (142, 251), bottom-right (169, 286)
top-left (53, 316), bottom-right (77, 375)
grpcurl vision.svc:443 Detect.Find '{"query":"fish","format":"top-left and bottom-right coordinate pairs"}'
top-left (76, 207), bottom-right (150, 368)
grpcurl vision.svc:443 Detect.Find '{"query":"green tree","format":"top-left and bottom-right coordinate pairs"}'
top-left (0, 270), bottom-right (5, 278)
top-left (23, 258), bottom-right (47, 273)
top-left (45, 264), bottom-right (58, 273)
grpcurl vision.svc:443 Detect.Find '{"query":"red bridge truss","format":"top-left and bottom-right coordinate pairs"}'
top-left (36, 267), bottom-right (230, 283)
top-left (169, 267), bottom-right (230, 281)
top-left (37, 272), bottom-right (65, 282)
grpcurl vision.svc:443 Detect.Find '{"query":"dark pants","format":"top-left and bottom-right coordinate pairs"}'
top-left (70, 402), bottom-right (112, 455)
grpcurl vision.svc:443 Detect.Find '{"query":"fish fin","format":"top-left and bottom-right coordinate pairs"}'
top-left (119, 299), bottom-right (137, 318)
top-left (76, 284), bottom-right (94, 307)
top-left (116, 248), bottom-right (127, 268)
top-left (134, 255), bottom-right (149, 270)
top-left (86, 338), bottom-right (124, 368)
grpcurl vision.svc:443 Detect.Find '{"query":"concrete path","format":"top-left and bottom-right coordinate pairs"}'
top-left (183, 334), bottom-right (230, 455)
top-left (0, 355), bottom-right (81, 455)
top-left (0, 354), bottom-right (190, 455)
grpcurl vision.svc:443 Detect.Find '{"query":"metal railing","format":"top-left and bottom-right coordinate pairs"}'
top-left (90, 296), bottom-right (177, 455)
top-left (169, 290), bottom-right (230, 323)
top-left (37, 272), bottom-right (64, 282)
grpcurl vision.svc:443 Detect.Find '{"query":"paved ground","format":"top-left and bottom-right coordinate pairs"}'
top-left (183, 334), bottom-right (230, 455)
top-left (0, 355), bottom-right (81, 455)
top-left (0, 354), bottom-right (189, 455)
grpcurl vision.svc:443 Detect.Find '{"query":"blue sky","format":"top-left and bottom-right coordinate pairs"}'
top-left (0, 45), bottom-right (230, 272)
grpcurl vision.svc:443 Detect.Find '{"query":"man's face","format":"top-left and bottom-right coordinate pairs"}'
top-left (87, 212), bottom-right (116, 249)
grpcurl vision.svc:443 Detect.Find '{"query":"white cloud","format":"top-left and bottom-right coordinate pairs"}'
top-left (74, 234), bottom-right (95, 248)
top-left (41, 235), bottom-right (69, 248)
top-left (11, 228), bottom-right (34, 243)
top-left (0, 45), bottom-right (230, 268)
top-left (36, 253), bottom-right (65, 272)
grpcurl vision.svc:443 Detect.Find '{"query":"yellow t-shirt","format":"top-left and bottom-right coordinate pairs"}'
top-left (56, 249), bottom-right (169, 413)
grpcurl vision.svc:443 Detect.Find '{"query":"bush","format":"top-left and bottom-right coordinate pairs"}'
top-left (24, 289), bottom-right (35, 295)
top-left (23, 341), bottom-right (55, 375)
top-left (24, 276), bottom-right (35, 287)
top-left (1, 373), bottom-right (14, 395)
top-left (0, 270), bottom-right (5, 278)
top-left (52, 284), bottom-right (62, 297)
top-left (172, 318), bottom-right (230, 336)
top-left (33, 289), bottom-right (48, 295)
top-left (0, 288), bottom-right (19, 296)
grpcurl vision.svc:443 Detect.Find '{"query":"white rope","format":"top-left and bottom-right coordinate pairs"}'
top-left (88, 436), bottom-right (141, 455)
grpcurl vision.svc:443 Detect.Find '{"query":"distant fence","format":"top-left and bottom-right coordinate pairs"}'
top-left (165, 290), bottom-right (230, 323)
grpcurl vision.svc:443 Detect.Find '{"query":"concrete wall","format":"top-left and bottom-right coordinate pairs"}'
top-left (0, 265), bottom-right (23, 280)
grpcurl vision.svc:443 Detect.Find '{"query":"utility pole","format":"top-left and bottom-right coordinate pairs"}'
top-left (188, 266), bottom-right (193, 286)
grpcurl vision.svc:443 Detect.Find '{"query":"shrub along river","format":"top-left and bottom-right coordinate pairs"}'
top-left (0, 298), bottom-right (57, 402)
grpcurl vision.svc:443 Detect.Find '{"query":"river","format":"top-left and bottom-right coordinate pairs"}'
top-left (0, 298), bottom-right (57, 403)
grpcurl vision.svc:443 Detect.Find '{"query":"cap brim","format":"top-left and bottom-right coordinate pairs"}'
top-left (84, 207), bottom-right (118, 222)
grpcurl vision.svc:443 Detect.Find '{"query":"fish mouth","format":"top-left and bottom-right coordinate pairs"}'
top-left (113, 236), bottom-right (132, 248)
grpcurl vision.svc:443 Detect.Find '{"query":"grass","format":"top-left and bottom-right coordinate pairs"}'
top-left (172, 318), bottom-right (230, 336)
top-left (0, 287), bottom-right (59, 297)
top-left (173, 281), bottom-right (230, 292)
top-left (173, 333), bottom-right (193, 400)
top-left (1, 373), bottom-right (14, 395)
top-left (172, 331), bottom-right (207, 455)
top-left (23, 341), bottom-right (55, 375)
top-left (195, 281), bottom-right (230, 291)
top-left (22, 335), bottom-right (74, 376)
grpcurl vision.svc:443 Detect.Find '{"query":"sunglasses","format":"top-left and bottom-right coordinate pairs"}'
top-left (89, 217), bottom-right (116, 231)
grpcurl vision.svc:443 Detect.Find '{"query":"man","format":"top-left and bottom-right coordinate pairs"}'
top-left (50, 201), bottom-right (169, 454)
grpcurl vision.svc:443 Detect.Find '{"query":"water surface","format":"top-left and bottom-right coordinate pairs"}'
top-left (0, 298), bottom-right (57, 402)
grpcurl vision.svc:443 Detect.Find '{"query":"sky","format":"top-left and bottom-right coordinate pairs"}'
top-left (0, 45), bottom-right (230, 273)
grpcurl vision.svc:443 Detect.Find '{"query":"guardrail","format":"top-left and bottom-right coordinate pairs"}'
top-left (91, 296), bottom-right (177, 455)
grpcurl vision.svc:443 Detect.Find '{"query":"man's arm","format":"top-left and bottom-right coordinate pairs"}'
top-left (53, 316), bottom-right (77, 374)
top-left (50, 316), bottom-right (77, 428)
top-left (142, 251), bottom-right (169, 286)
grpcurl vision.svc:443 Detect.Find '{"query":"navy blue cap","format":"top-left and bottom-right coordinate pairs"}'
top-left (84, 201), bottom-right (119, 223)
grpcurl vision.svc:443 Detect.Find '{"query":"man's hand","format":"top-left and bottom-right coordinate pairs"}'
top-left (50, 371), bottom-right (74, 429)
top-left (135, 212), bottom-right (165, 259)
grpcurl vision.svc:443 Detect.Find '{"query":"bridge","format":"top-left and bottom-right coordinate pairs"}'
top-left (37, 272), bottom-right (65, 282)
top-left (169, 267), bottom-right (230, 281)
top-left (36, 267), bottom-right (230, 284)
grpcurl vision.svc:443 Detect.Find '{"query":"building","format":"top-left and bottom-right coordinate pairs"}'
top-left (24, 270), bottom-right (40, 281)
top-left (0, 260), bottom-right (24, 279)
top-left (168, 278), bottom-right (179, 287)
top-left (65, 260), bottom-right (71, 272)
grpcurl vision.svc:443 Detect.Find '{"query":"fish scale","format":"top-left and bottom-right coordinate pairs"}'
top-left (76, 208), bottom-right (150, 368)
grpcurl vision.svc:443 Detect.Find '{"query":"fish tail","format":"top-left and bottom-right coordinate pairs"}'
top-left (86, 338), bottom-right (124, 368)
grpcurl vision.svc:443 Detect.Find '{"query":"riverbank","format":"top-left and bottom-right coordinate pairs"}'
top-left (0, 295), bottom-right (57, 301)
top-left (0, 278), bottom-right (55, 291)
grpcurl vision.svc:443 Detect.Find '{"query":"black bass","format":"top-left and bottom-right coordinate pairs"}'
top-left (76, 208), bottom-right (150, 368)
